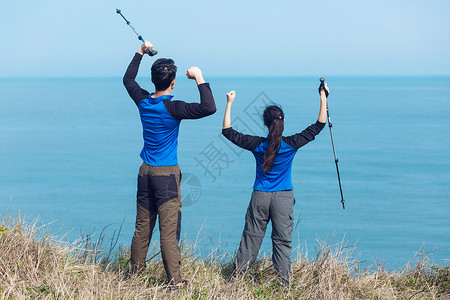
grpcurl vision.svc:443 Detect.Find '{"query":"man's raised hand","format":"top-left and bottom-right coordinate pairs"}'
top-left (186, 67), bottom-right (205, 85)
top-left (186, 67), bottom-right (202, 79)
top-left (138, 41), bottom-right (154, 56)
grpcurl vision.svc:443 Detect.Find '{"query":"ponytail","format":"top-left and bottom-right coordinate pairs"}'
top-left (261, 106), bottom-right (284, 173)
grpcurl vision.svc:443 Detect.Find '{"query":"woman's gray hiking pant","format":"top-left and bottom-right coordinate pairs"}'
top-left (235, 190), bottom-right (295, 283)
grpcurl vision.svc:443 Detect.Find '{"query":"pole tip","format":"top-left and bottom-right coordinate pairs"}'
top-left (116, 9), bottom-right (121, 14)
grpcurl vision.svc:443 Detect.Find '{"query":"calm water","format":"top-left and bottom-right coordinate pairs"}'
top-left (1, 76), bottom-right (449, 269)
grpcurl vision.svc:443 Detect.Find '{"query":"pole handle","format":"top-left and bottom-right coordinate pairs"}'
top-left (138, 35), bottom-right (158, 56)
top-left (319, 77), bottom-right (329, 97)
top-left (146, 48), bottom-right (158, 57)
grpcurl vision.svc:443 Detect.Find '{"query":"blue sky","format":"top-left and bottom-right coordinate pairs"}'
top-left (1, 0), bottom-right (449, 77)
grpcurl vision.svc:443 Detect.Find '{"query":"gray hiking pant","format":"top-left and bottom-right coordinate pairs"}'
top-left (235, 190), bottom-right (294, 282)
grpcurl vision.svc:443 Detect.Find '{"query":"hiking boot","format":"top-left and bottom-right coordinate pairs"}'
top-left (168, 279), bottom-right (188, 292)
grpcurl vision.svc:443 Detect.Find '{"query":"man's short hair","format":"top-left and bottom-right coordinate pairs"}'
top-left (151, 58), bottom-right (177, 91)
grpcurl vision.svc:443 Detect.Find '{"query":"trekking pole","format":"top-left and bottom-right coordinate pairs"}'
top-left (319, 78), bottom-right (345, 209)
top-left (116, 9), bottom-right (158, 56)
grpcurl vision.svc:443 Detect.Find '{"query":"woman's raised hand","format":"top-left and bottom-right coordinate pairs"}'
top-left (226, 90), bottom-right (236, 104)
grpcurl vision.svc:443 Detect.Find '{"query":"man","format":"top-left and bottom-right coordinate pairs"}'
top-left (123, 41), bottom-right (216, 288)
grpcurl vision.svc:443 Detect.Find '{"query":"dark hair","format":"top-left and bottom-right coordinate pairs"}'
top-left (261, 105), bottom-right (284, 173)
top-left (151, 58), bottom-right (177, 91)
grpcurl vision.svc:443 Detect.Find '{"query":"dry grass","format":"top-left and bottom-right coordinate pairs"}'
top-left (0, 212), bottom-right (449, 299)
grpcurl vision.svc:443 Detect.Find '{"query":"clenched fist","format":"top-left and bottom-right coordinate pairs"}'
top-left (186, 67), bottom-right (205, 85)
top-left (226, 90), bottom-right (236, 104)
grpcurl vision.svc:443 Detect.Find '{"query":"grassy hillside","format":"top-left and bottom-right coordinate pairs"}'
top-left (0, 213), bottom-right (448, 299)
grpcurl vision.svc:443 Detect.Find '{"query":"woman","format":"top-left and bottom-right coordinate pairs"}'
top-left (221, 84), bottom-right (329, 284)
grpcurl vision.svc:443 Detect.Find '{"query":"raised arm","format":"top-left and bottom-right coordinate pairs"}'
top-left (222, 91), bottom-right (235, 129)
top-left (164, 67), bottom-right (216, 120)
top-left (283, 83), bottom-right (329, 149)
top-left (222, 91), bottom-right (265, 151)
top-left (318, 83), bottom-right (329, 123)
top-left (123, 42), bottom-right (152, 105)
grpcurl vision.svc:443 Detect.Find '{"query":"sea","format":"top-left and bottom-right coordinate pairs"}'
top-left (1, 76), bottom-right (449, 270)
